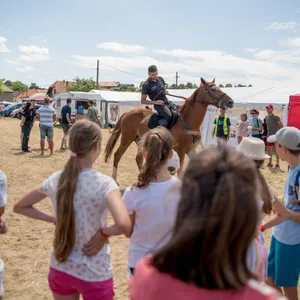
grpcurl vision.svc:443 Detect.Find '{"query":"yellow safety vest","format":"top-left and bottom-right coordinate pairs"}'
top-left (214, 115), bottom-right (229, 136)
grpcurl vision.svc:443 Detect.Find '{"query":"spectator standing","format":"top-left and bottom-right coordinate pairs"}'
top-left (237, 137), bottom-right (273, 281)
top-left (235, 113), bottom-right (249, 144)
top-left (87, 101), bottom-right (101, 127)
top-left (265, 104), bottom-right (283, 168)
top-left (60, 98), bottom-right (72, 152)
top-left (0, 170), bottom-right (8, 300)
top-left (258, 127), bottom-right (300, 300)
top-left (123, 127), bottom-right (180, 276)
top-left (20, 102), bottom-right (35, 153)
top-left (212, 108), bottom-right (231, 145)
top-left (14, 120), bottom-right (131, 300)
top-left (0, 102), bottom-right (4, 120)
top-left (130, 146), bottom-right (286, 300)
top-left (250, 109), bottom-right (263, 139)
top-left (37, 97), bottom-right (56, 156)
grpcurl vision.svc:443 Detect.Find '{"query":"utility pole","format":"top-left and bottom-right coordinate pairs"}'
top-left (175, 72), bottom-right (180, 88)
top-left (96, 60), bottom-right (99, 90)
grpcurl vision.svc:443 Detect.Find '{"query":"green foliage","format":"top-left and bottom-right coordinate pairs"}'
top-left (225, 83), bottom-right (233, 88)
top-left (29, 82), bottom-right (41, 89)
top-left (9, 81), bottom-right (28, 92)
top-left (0, 80), bottom-right (4, 93)
top-left (68, 77), bottom-right (97, 92)
top-left (219, 84), bottom-right (224, 88)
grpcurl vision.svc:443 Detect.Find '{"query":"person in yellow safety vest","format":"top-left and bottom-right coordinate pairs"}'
top-left (212, 108), bottom-right (231, 145)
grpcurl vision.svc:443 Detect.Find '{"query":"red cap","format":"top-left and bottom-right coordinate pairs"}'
top-left (266, 104), bottom-right (274, 109)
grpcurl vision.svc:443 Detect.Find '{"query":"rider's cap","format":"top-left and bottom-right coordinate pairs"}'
top-left (148, 65), bottom-right (157, 73)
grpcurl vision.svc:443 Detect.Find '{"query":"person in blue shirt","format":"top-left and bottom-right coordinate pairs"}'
top-left (60, 98), bottom-right (72, 151)
top-left (77, 104), bottom-right (84, 115)
top-left (261, 127), bottom-right (300, 300)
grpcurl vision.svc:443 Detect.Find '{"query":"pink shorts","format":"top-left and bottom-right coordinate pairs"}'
top-left (48, 267), bottom-right (114, 300)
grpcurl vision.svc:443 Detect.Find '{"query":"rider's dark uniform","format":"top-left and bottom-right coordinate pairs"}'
top-left (141, 76), bottom-right (172, 126)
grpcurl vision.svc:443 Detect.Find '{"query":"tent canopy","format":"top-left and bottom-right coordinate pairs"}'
top-left (90, 87), bottom-right (300, 108)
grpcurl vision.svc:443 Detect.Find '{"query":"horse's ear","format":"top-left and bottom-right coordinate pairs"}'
top-left (212, 78), bottom-right (215, 84)
top-left (200, 77), bottom-right (207, 86)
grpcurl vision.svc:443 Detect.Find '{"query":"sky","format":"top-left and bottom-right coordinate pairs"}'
top-left (1, 0), bottom-right (300, 89)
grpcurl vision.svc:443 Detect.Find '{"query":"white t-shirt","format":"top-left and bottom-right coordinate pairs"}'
top-left (123, 177), bottom-right (180, 268)
top-left (0, 171), bottom-right (7, 208)
top-left (42, 168), bottom-right (118, 282)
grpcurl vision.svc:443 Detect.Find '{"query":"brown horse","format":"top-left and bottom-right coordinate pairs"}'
top-left (104, 78), bottom-right (234, 181)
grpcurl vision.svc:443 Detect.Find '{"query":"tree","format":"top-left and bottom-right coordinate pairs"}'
top-left (219, 84), bottom-right (224, 88)
top-left (225, 84), bottom-right (232, 88)
top-left (0, 80), bottom-right (4, 94)
top-left (10, 81), bottom-right (28, 92)
top-left (29, 82), bottom-right (41, 89)
top-left (68, 77), bottom-right (97, 92)
top-left (168, 84), bottom-right (177, 89)
top-left (178, 83), bottom-right (186, 89)
top-left (4, 80), bottom-right (12, 87)
top-left (185, 82), bottom-right (194, 89)
top-left (248, 84), bottom-right (253, 87)
top-left (192, 84), bottom-right (198, 89)
top-left (117, 85), bottom-right (138, 92)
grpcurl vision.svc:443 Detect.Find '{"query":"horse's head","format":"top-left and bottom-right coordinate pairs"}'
top-left (199, 78), bottom-right (234, 110)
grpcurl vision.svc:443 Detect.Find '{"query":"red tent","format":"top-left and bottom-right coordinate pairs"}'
top-left (288, 94), bottom-right (300, 129)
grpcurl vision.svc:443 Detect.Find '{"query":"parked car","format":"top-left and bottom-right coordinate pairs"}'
top-left (11, 104), bottom-right (41, 119)
top-left (3, 103), bottom-right (23, 117)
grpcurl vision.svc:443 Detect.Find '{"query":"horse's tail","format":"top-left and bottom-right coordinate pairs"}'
top-left (104, 112), bottom-right (126, 163)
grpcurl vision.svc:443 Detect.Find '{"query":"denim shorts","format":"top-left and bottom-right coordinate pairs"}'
top-left (40, 124), bottom-right (54, 140)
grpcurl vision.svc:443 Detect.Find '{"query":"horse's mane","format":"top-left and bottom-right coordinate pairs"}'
top-left (178, 88), bottom-right (200, 114)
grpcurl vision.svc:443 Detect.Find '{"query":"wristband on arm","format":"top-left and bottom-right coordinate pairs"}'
top-left (100, 228), bottom-right (110, 238)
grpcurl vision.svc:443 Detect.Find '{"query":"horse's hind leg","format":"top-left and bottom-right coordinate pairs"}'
top-left (112, 133), bottom-right (137, 182)
top-left (135, 150), bottom-right (143, 171)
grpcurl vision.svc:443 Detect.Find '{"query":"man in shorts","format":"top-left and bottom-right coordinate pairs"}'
top-left (37, 97), bottom-right (56, 156)
top-left (265, 104), bottom-right (283, 168)
top-left (60, 98), bottom-right (72, 151)
top-left (212, 108), bottom-right (231, 145)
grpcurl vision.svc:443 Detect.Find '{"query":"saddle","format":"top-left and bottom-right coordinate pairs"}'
top-left (147, 103), bottom-right (179, 130)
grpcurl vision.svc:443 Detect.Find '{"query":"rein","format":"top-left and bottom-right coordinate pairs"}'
top-left (167, 85), bottom-right (227, 144)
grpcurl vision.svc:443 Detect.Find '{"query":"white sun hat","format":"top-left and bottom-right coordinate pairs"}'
top-left (168, 150), bottom-right (180, 174)
top-left (236, 137), bottom-right (270, 160)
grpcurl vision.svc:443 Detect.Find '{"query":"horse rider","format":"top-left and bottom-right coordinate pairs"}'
top-left (141, 65), bottom-right (173, 127)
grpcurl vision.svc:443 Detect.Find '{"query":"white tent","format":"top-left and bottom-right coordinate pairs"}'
top-left (89, 87), bottom-right (299, 128)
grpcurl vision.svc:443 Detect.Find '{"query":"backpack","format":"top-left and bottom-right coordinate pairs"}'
top-left (288, 166), bottom-right (300, 200)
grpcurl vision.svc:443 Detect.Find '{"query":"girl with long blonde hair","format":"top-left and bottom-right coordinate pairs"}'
top-left (14, 119), bottom-right (131, 300)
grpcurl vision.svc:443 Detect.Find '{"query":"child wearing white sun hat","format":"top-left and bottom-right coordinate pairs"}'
top-left (167, 150), bottom-right (180, 175)
top-left (237, 137), bottom-right (272, 282)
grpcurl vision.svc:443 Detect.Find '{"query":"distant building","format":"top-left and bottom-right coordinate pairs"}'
top-left (15, 89), bottom-right (47, 99)
top-left (46, 80), bottom-right (76, 97)
top-left (0, 85), bottom-right (14, 102)
top-left (99, 81), bottom-right (120, 90)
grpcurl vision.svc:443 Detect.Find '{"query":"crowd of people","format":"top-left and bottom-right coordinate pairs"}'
top-left (213, 104), bottom-right (283, 168)
top-left (0, 98), bottom-right (300, 299)
top-left (0, 119), bottom-right (300, 299)
top-left (17, 97), bottom-right (101, 155)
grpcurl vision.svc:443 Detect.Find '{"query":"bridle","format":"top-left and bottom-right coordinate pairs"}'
top-left (199, 84), bottom-right (227, 108)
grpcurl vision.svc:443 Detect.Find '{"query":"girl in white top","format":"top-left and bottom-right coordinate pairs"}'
top-left (14, 119), bottom-right (131, 300)
top-left (123, 127), bottom-right (181, 276)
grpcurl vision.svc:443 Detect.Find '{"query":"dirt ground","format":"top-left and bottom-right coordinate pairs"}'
top-left (0, 118), bottom-right (291, 299)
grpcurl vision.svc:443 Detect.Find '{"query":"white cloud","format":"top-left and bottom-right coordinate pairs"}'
top-left (279, 36), bottom-right (300, 48)
top-left (28, 75), bottom-right (35, 78)
top-left (96, 42), bottom-right (145, 53)
top-left (44, 71), bottom-right (52, 74)
top-left (4, 59), bottom-right (19, 65)
top-left (0, 36), bottom-right (9, 52)
top-left (266, 21), bottom-right (298, 31)
top-left (254, 49), bottom-right (300, 62)
top-left (244, 48), bottom-right (259, 53)
top-left (16, 66), bottom-right (36, 73)
top-left (18, 45), bottom-right (50, 61)
top-left (297, 8), bottom-right (300, 13)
